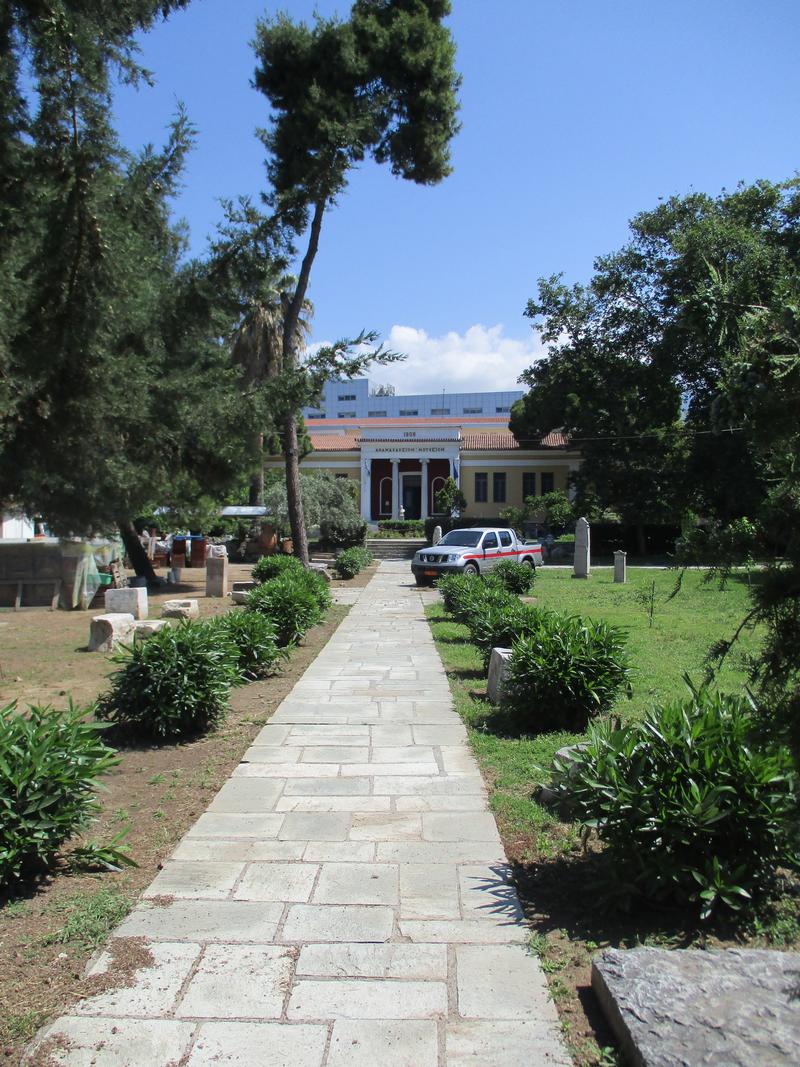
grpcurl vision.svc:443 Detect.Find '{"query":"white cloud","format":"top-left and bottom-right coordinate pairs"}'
top-left (372, 323), bottom-right (545, 395)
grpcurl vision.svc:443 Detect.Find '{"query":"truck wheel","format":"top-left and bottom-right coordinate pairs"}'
top-left (414, 576), bottom-right (430, 587)
top-left (463, 563), bottom-right (479, 577)
top-left (521, 557), bottom-right (535, 569)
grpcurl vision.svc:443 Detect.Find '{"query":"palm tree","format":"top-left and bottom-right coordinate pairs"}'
top-left (231, 287), bottom-right (311, 509)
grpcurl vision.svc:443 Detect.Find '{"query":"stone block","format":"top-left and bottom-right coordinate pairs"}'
top-left (88, 612), bottom-right (135, 652)
top-left (296, 943), bottom-right (447, 980)
top-left (310, 562), bottom-right (332, 581)
top-left (486, 647), bottom-right (512, 705)
top-left (231, 581), bottom-right (257, 605)
top-left (313, 862), bottom-right (398, 906)
top-left (115, 900), bottom-right (283, 943)
top-left (177, 945), bottom-right (294, 1019)
top-left (614, 549), bottom-right (627, 583)
top-left (446, 1021), bottom-right (572, 1066)
top-left (592, 947), bottom-right (800, 1067)
top-left (28, 1018), bottom-right (195, 1066)
top-left (143, 860), bottom-right (245, 899)
top-left (205, 555), bottom-right (228, 597)
top-left (327, 1020), bottom-right (438, 1066)
top-left (287, 979), bottom-right (447, 1020)
top-left (134, 619), bottom-right (168, 639)
top-left (456, 944), bottom-right (553, 1019)
top-left (189, 1022), bottom-right (327, 1067)
top-left (234, 862), bottom-right (317, 902)
top-left (104, 585), bottom-right (148, 619)
top-left (281, 904), bottom-right (394, 943)
top-left (75, 942), bottom-right (200, 1017)
top-left (162, 598), bottom-right (199, 620)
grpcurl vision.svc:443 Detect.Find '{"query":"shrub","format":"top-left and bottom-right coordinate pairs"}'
top-left (377, 520), bottom-right (425, 537)
top-left (489, 559), bottom-right (536, 595)
top-left (252, 554), bottom-right (304, 583)
top-left (334, 546), bottom-right (374, 579)
top-left (96, 623), bottom-right (236, 739)
top-left (437, 573), bottom-right (513, 628)
top-left (503, 612), bottom-right (631, 732)
top-left (0, 701), bottom-right (119, 886)
top-left (551, 691), bottom-right (800, 917)
top-left (320, 516), bottom-right (367, 547)
top-left (204, 610), bottom-right (288, 681)
top-left (245, 573), bottom-right (326, 645)
top-left (467, 599), bottom-right (547, 672)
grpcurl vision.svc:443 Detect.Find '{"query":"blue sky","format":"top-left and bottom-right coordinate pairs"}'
top-left (114, 0), bottom-right (800, 394)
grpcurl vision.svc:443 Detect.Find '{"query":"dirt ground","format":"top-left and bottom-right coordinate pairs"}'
top-left (0, 562), bottom-right (375, 710)
top-left (0, 561), bottom-right (367, 1062)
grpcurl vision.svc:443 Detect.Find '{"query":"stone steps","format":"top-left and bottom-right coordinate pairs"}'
top-left (366, 538), bottom-right (426, 560)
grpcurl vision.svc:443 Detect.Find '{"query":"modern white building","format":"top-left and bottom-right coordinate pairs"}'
top-left (302, 377), bottom-right (524, 421)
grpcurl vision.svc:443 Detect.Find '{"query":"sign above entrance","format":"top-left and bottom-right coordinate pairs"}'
top-left (373, 445), bottom-right (449, 454)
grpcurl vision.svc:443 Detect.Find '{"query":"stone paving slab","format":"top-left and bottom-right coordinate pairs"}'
top-left (27, 562), bottom-right (570, 1066)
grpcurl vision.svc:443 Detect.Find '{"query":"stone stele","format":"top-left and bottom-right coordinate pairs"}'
top-left (573, 516), bottom-right (590, 578)
top-left (162, 598), bottom-right (199, 620)
top-left (486, 647), bottom-right (512, 705)
top-left (104, 585), bottom-right (148, 619)
top-left (205, 555), bottom-right (229, 598)
top-left (592, 946), bottom-right (800, 1067)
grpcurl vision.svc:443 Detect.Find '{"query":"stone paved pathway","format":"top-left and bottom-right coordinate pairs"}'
top-left (29, 562), bottom-right (570, 1066)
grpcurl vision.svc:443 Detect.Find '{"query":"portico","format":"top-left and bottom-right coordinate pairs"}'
top-left (358, 428), bottom-right (461, 521)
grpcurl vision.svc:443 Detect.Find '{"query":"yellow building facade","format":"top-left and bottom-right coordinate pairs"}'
top-left (268, 416), bottom-right (580, 522)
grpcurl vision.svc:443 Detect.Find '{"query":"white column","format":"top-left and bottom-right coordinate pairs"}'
top-left (391, 459), bottom-right (400, 520)
top-left (360, 456), bottom-right (371, 519)
top-left (421, 459), bottom-right (429, 518)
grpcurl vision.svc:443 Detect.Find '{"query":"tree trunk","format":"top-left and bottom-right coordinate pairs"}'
top-left (283, 413), bottom-right (309, 565)
top-left (248, 432), bottom-right (264, 507)
top-left (281, 197), bottom-right (326, 570)
top-left (119, 519), bottom-right (159, 584)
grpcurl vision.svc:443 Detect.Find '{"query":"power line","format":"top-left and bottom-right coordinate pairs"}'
top-left (539, 427), bottom-right (745, 445)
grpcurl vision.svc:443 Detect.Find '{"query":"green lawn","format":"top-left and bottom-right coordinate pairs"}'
top-left (531, 567), bottom-right (761, 721)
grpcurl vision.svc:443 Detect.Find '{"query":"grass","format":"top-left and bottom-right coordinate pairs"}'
top-left (426, 566), bottom-right (794, 1066)
top-left (531, 567), bottom-right (761, 720)
top-left (40, 886), bottom-right (135, 952)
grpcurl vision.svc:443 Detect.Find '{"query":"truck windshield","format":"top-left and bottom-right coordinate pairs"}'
top-left (438, 530), bottom-right (482, 547)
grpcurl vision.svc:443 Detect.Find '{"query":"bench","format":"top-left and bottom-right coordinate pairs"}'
top-left (0, 578), bottom-right (61, 610)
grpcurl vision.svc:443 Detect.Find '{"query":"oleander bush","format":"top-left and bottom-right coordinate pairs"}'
top-left (437, 572), bottom-right (514, 627)
top-left (489, 559), bottom-right (536, 595)
top-left (550, 690), bottom-right (800, 917)
top-left (96, 623), bottom-right (237, 739)
top-left (245, 573), bottom-right (327, 645)
top-left (334, 546), bottom-right (374, 579)
top-left (467, 599), bottom-right (548, 672)
top-left (503, 612), bottom-right (631, 732)
top-left (204, 610), bottom-right (288, 681)
top-left (0, 701), bottom-right (120, 887)
top-left (252, 553), bottom-right (304, 583)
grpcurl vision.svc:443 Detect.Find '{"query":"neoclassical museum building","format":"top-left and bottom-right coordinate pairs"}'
top-left (266, 380), bottom-right (581, 523)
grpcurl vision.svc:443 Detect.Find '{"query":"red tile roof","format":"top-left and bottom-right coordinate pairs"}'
top-left (308, 432), bottom-right (360, 452)
top-left (462, 431), bottom-right (519, 450)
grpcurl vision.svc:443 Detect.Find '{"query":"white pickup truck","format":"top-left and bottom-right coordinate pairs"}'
top-left (411, 527), bottom-right (543, 585)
